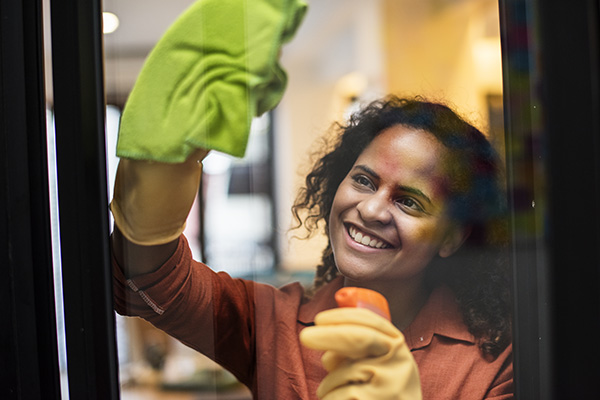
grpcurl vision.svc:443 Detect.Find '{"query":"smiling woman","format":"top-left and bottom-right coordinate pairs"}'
top-left (112, 96), bottom-right (512, 400)
top-left (293, 96), bottom-right (512, 397)
top-left (112, 95), bottom-right (512, 400)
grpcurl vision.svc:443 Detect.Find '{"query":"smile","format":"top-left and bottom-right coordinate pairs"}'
top-left (348, 225), bottom-right (391, 249)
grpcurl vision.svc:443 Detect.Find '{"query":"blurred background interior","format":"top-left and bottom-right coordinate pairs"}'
top-left (43, 0), bottom-right (504, 398)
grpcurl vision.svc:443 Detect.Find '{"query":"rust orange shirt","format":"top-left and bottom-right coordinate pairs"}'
top-left (113, 235), bottom-right (513, 399)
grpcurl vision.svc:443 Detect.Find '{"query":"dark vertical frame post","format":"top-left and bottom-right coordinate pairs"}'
top-left (498, 0), bottom-right (547, 397)
top-left (537, 1), bottom-right (600, 398)
top-left (49, 0), bottom-right (120, 398)
top-left (500, 0), bottom-right (600, 398)
top-left (0, 0), bottom-right (61, 398)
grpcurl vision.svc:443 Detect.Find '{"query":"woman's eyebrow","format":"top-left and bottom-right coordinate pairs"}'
top-left (398, 185), bottom-right (432, 205)
top-left (354, 164), bottom-right (379, 178)
top-left (353, 164), bottom-right (432, 205)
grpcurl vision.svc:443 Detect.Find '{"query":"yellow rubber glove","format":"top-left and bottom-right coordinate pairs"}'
top-left (300, 308), bottom-right (422, 400)
top-left (110, 149), bottom-right (208, 246)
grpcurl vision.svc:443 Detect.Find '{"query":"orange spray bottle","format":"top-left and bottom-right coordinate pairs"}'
top-left (334, 287), bottom-right (391, 321)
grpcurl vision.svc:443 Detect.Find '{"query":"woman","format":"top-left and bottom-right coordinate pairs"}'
top-left (295, 97), bottom-right (512, 398)
top-left (112, 96), bottom-right (512, 399)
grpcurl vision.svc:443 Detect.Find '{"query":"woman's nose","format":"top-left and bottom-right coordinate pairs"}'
top-left (356, 193), bottom-right (392, 225)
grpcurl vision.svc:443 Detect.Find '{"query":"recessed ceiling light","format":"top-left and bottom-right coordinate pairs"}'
top-left (103, 12), bottom-right (119, 34)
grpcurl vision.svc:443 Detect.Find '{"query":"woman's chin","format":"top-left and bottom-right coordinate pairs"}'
top-left (336, 265), bottom-right (374, 283)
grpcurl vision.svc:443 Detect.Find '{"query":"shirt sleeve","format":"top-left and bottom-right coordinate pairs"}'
top-left (112, 235), bottom-right (258, 386)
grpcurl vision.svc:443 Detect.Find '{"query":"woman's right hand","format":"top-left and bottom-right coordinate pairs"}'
top-left (111, 149), bottom-right (208, 246)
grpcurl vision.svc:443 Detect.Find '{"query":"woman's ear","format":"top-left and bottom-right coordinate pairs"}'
top-left (438, 225), bottom-right (471, 258)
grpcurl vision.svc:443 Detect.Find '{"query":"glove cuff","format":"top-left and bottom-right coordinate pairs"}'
top-left (110, 150), bottom-right (206, 246)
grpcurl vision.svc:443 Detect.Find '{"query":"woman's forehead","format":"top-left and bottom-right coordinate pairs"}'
top-left (358, 126), bottom-right (449, 174)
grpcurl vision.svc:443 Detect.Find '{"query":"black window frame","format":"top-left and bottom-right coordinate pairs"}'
top-left (1, 0), bottom-right (61, 398)
top-left (2, 1), bottom-right (599, 398)
top-left (500, 0), bottom-right (600, 398)
top-left (48, 0), bottom-right (120, 398)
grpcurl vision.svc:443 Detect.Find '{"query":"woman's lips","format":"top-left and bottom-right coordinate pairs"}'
top-left (347, 224), bottom-right (392, 249)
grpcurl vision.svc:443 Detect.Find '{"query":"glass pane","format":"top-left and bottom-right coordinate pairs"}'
top-left (106, 1), bottom-right (511, 398)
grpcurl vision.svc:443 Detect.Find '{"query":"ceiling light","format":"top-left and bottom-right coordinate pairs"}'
top-left (103, 12), bottom-right (119, 34)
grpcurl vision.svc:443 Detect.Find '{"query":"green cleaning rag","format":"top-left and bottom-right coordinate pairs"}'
top-left (116, 0), bottom-right (308, 162)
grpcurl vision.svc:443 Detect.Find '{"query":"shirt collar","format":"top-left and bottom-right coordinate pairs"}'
top-left (403, 285), bottom-right (475, 350)
top-left (298, 277), bottom-right (344, 325)
top-left (298, 279), bottom-right (474, 350)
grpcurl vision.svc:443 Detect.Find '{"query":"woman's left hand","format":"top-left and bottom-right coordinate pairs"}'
top-left (300, 307), bottom-right (422, 400)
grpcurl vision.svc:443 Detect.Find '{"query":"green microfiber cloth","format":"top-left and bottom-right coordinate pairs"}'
top-left (116, 0), bottom-right (308, 162)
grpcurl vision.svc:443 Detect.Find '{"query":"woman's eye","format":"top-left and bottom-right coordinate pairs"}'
top-left (397, 197), bottom-right (424, 212)
top-left (352, 174), bottom-right (374, 189)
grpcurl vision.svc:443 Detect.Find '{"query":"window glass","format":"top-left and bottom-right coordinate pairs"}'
top-left (104, 1), bottom-right (509, 398)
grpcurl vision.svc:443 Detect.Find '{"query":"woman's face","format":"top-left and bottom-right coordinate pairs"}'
top-left (329, 124), bottom-right (465, 284)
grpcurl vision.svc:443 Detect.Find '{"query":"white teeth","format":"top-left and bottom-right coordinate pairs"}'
top-left (348, 226), bottom-right (388, 249)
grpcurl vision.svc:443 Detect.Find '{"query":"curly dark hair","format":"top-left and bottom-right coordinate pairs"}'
top-left (292, 96), bottom-right (511, 358)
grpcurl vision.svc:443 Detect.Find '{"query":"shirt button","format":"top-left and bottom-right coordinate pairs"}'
top-left (420, 337), bottom-right (424, 342)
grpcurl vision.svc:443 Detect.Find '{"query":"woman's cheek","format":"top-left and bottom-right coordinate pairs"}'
top-left (407, 219), bottom-right (447, 247)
